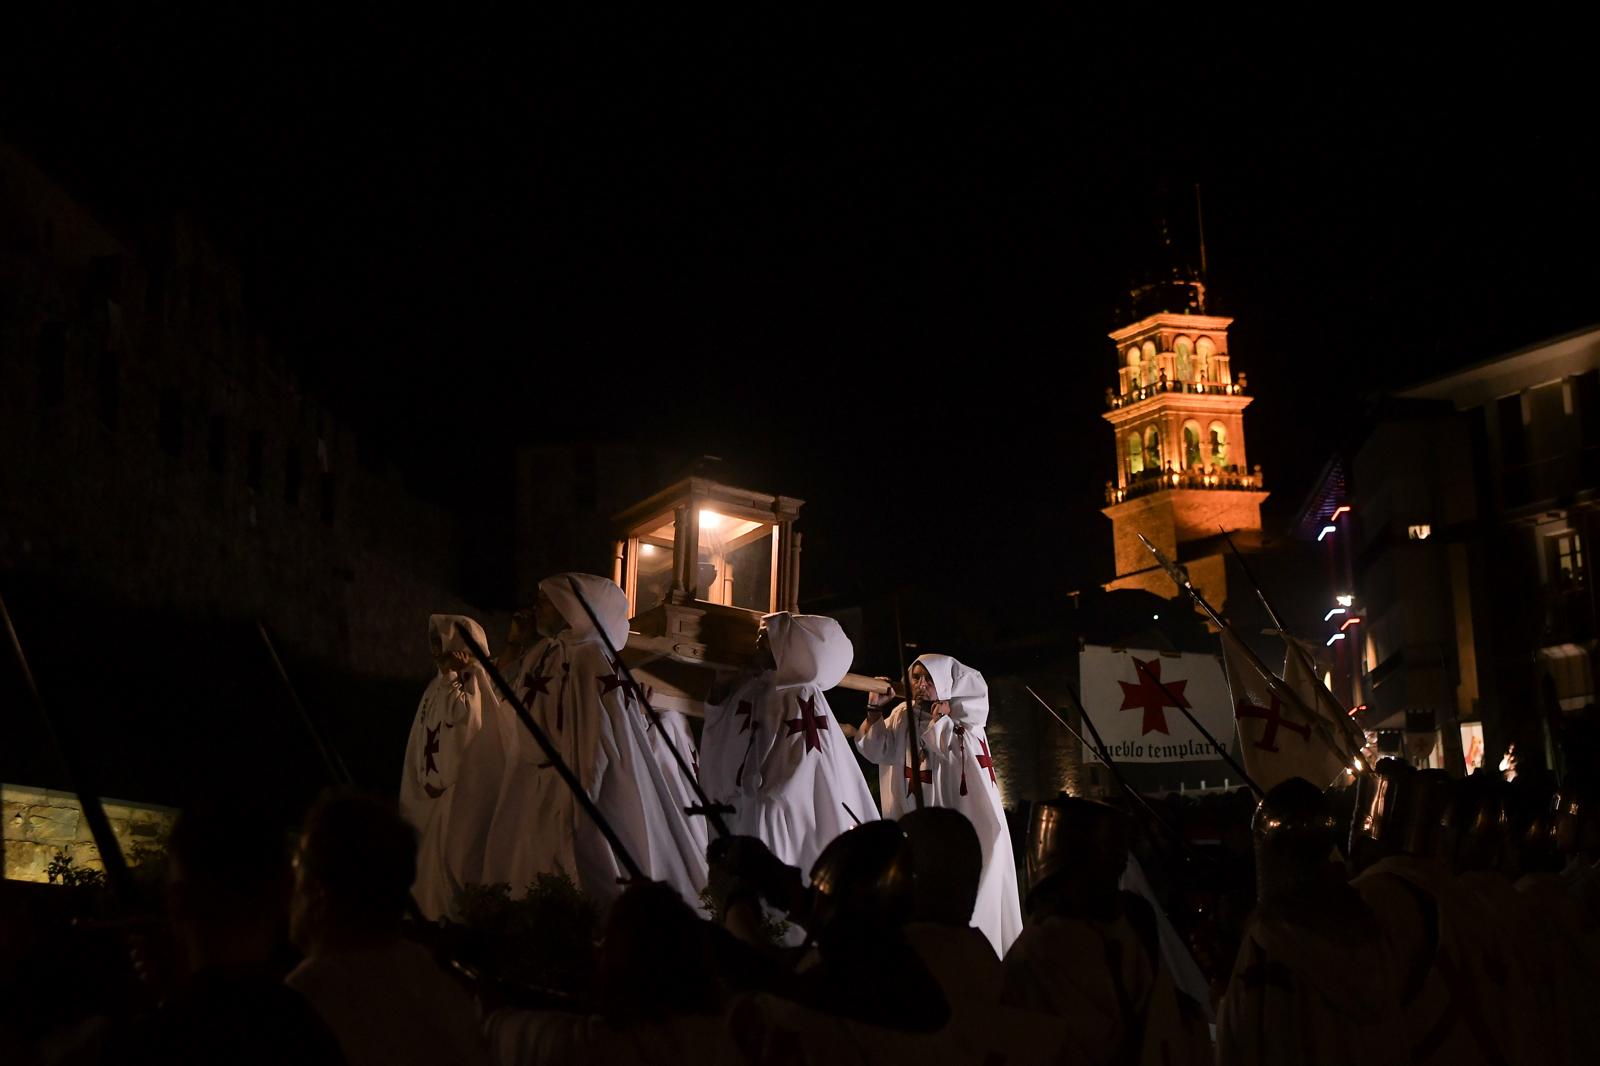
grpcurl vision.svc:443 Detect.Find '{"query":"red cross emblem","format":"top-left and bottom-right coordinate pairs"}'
top-left (423, 723), bottom-right (441, 776)
top-left (597, 652), bottom-right (633, 699)
top-left (784, 695), bottom-right (828, 753)
top-left (1235, 694), bottom-right (1310, 752)
top-left (904, 761), bottom-right (932, 795)
top-left (976, 738), bottom-right (996, 784)
top-left (1117, 656), bottom-right (1190, 735)
top-left (520, 670), bottom-right (550, 709)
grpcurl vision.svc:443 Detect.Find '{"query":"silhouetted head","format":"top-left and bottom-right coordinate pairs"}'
top-left (900, 807), bottom-right (982, 928)
top-left (598, 881), bottom-right (720, 1023)
top-left (290, 790), bottom-right (416, 953)
top-left (1025, 797), bottom-right (1128, 920)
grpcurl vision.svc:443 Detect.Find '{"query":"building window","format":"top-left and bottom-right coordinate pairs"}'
top-left (1196, 337), bottom-right (1216, 382)
top-left (1208, 421), bottom-right (1229, 466)
top-left (208, 415), bottom-right (226, 475)
top-left (246, 431), bottom-right (264, 491)
top-left (1174, 337), bottom-right (1193, 381)
top-left (1553, 531), bottom-right (1584, 588)
top-left (158, 389), bottom-right (184, 457)
top-left (37, 323), bottom-right (66, 407)
top-left (1140, 341), bottom-right (1157, 386)
top-left (284, 446), bottom-right (302, 507)
top-left (1127, 432), bottom-right (1145, 476)
top-left (1145, 425), bottom-right (1162, 469)
top-left (97, 348), bottom-right (120, 429)
top-left (1407, 524), bottom-right (1432, 540)
top-left (1183, 421), bottom-right (1202, 469)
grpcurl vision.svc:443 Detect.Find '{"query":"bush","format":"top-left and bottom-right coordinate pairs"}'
top-left (452, 871), bottom-right (601, 1002)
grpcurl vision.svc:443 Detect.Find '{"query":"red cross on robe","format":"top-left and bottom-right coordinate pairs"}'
top-left (520, 670), bottom-right (550, 709)
top-left (904, 761), bottom-right (932, 795)
top-left (423, 723), bottom-right (441, 776)
top-left (977, 737), bottom-right (996, 784)
top-left (784, 694), bottom-right (828, 753)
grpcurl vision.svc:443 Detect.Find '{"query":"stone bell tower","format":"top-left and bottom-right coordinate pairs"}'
top-left (1100, 275), bottom-right (1268, 612)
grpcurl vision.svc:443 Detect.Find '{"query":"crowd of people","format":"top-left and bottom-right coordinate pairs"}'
top-left (3, 570), bottom-right (1598, 1064)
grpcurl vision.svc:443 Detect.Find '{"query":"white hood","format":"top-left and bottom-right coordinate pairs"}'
top-left (914, 653), bottom-right (989, 728)
top-left (541, 573), bottom-right (630, 649)
top-left (429, 613), bottom-right (490, 660)
top-left (763, 612), bottom-right (853, 691)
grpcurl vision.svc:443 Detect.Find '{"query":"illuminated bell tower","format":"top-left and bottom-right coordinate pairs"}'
top-left (1101, 275), bottom-right (1267, 611)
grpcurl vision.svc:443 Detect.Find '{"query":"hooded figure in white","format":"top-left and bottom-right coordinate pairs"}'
top-left (400, 614), bottom-right (494, 920)
top-left (479, 574), bottom-right (709, 909)
top-left (702, 612), bottom-right (879, 875)
top-left (857, 653), bottom-right (1022, 956)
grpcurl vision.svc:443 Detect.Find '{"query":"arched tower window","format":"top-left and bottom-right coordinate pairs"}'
top-left (1196, 337), bottom-right (1216, 382)
top-left (1126, 347), bottom-right (1141, 391)
top-left (1183, 420), bottom-right (1202, 469)
top-left (1144, 425), bottom-right (1162, 469)
top-left (1174, 337), bottom-right (1193, 381)
top-left (1127, 432), bottom-right (1145, 475)
top-left (1140, 341), bottom-right (1157, 387)
top-left (1208, 421), bottom-right (1229, 467)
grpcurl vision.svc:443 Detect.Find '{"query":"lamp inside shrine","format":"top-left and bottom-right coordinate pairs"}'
top-left (614, 476), bottom-right (803, 672)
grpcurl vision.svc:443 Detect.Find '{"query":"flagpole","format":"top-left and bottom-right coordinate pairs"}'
top-left (1138, 534), bottom-right (1367, 773)
top-left (892, 595), bottom-right (925, 811)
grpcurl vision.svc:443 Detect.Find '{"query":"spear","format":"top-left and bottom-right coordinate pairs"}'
top-left (1023, 684), bottom-right (1194, 856)
top-left (1142, 533), bottom-right (1366, 772)
top-left (562, 576), bottom-right (735, 838)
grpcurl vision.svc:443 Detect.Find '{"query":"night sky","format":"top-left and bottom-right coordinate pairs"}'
top-left (6, 8), bottom-right (1598, 623)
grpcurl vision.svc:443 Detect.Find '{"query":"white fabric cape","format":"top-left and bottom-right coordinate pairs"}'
top-left (477, 574), bottom-right (708, 909)
top-left (857, 653), bottom-right (1023, 956)
top-left (399, 614), bottom-right (492, 920)
top-left (1217, 902), bottom-right (1406, 1066)
top-left (700, 612), bottom-right (879, 875)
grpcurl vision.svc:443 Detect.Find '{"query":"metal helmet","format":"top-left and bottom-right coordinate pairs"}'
top-left (1441, 771), bottom-right (1509, 871)
top-left (1025, 796), bottom-right (1129, 907)
top-left (1554, 771), bottom-right (1600, 860)
top-left (1348, 757), bottom-right (1415, 870)
top-left (1253, 776), bottom-right (1338, 853)
top-left (1398, 769), bottom-right (1455, 859)
top-left (1253, 777), bottom-right (1338, 900)
top-left (806, 821), bottom-right (915, 939)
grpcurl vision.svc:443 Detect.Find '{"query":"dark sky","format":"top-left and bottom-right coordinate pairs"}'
top-left (6, 8), bottom-right (1599, 614)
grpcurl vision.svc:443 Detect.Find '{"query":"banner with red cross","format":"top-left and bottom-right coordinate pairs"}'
top-left (1078, 645), bottom-right (1235, 763)
top-left (1222, 631), bottom-right (1349, 792)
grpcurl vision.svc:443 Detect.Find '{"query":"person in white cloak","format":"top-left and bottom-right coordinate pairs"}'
top-left (478, 573), bottom-right (709, 909)
top-left (700, 612), bottom-right (879, 875)
top-left (856, 653), bottom-right (1023, 956)
top-left (398, 614), bottom-right (494, 920)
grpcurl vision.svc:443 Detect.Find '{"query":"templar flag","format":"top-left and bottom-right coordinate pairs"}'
top-left (1222, 631), bottom-right (1351, 792)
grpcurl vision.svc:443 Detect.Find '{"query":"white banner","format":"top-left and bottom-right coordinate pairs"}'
top-left (1078, 645), bottom-right (1235, 763)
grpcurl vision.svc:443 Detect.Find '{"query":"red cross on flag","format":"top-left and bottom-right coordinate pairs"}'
top-left (1222, 631), bottom-right (1350, 792)
top-left (1078, 646), bottom-right (1234, 763)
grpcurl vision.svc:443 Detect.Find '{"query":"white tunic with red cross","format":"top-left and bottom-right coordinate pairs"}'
top-left (703, 612), bottom-right (880, 876)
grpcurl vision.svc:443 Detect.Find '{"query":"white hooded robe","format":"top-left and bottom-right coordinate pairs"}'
top-left (858, 654), bottom-right (1023, 956)
top-left (702, 612), bottom-right (879, 875)
top-left (478, 574), bottom-right (709, 909)
top-left (399, 614), bottom-right (493, 920)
